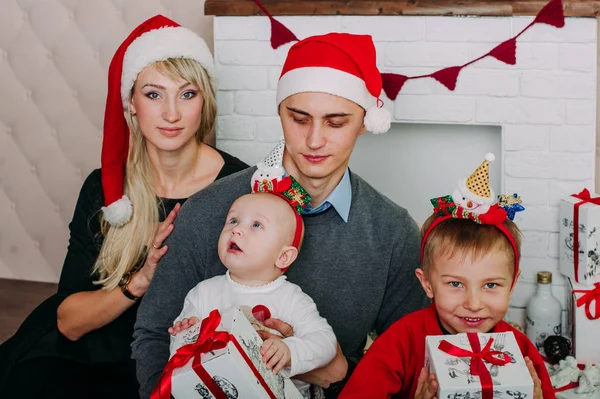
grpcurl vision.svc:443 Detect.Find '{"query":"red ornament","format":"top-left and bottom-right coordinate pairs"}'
top-left (252, 305), bottom-right (271, 322)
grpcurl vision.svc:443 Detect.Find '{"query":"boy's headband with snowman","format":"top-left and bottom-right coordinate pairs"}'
top-left (250, 139), bottom-right (310, 252)
top-left (420, 153), bottom-right (525, 282)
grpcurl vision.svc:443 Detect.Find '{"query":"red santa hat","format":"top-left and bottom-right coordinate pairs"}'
top-left (276, 32), bottom-right (392, 134)
top-left (101, 15), bottom-right (216, 226)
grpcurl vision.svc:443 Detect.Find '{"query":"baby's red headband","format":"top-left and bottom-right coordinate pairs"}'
top-left (251, 175), bottom-right (310, 250)
top-left (421, 194), bottom-right (524, 286)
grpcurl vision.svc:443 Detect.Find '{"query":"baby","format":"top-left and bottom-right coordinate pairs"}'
top-left (340, 155), bottom-right (555, 399)
top-left (169, 179), bottom-right (337, 398)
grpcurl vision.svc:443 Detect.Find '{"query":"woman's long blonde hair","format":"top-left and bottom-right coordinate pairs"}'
top-left (93, 58), bottom-right (217, 290)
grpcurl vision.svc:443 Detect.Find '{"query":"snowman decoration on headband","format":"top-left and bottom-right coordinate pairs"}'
top-left (251, 138), bottom-right (287, 192)
top-left (431, 153), bottom-right (524, 224)
top-left (452, 153), bottom-right (496, 215)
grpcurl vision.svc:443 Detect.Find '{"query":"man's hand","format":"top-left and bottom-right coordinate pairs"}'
top-left (261, 338), bottom-right (291, 374)
top-left (168, 317), bottom-right (199, 336)
top-left (257, 317), bottom-right (294, 340)
top-left (414, 367), bottom-right (438, 399)
top-left (525, 356), bottom-right (543, 399)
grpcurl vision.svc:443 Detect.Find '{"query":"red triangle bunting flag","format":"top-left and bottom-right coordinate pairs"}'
top-left (381, 73), bottom-right (409, 100)
top-left (431, 66), bottom-right (462, 91)
top-left (534, 0), bottom-right (565, 28)
top-left (270, 17), bottom-right (299, 49)
top-left (488, 38), bottom-right (517, 65)
top-left (253, 0), bottom-right (299, 49)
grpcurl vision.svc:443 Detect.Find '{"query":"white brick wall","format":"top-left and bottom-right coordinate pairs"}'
top-left (214, 15), bottom-right (597, 326)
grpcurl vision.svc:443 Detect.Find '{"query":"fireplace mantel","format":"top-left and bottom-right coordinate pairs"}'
top-left (205, 0), bottom-right (600, 17)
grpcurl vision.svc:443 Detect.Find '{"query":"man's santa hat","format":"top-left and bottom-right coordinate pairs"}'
top-left (456, 153), bottom-right (496, 205)
top-left (101, 15), bottom-right (216, 226)
top-left (276, 33), bottom-right (392, 134)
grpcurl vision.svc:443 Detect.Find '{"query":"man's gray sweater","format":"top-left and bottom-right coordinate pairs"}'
top-left (132, 167), bottom-right (428, 398)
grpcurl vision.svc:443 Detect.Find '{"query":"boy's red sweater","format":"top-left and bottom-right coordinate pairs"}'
top-left (340, 303), bottom-right (556, 399)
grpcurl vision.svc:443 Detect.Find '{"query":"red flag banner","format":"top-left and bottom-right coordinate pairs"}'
top-left (381, 0), bottom-right (564, 98)
top-left (253, 0), bottom-right (298, 49)
top-left (251, 0), bottom-right (565, 99)
top-left (534, 0), bottom-right (566, 28)
top-left (488, 38), bottom-right (517, 65)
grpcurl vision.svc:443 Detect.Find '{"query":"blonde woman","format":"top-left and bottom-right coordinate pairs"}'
top-left (0, 15), bottom-right (247, 399)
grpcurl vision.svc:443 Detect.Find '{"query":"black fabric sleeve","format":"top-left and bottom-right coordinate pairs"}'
top-left (373, 209), bottom-right (430, 335)
top-left (57, 169), bottom-right (104, 299)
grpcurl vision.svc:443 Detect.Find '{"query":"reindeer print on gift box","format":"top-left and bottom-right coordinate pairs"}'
top-left (562, 218), bottom-right (600, 282)
top-left (195, 376), bottom-right (239, 399)
top-left (445, 390), bottom-right (527, 399)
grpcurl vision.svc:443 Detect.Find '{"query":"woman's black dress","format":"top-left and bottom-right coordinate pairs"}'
top-left (0, 149), bottom-right (247, 399)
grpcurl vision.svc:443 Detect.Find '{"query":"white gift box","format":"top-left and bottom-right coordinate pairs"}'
top-left (425, 332), bottom-right (534, 399)
top-left (170, 306), bottom-right (302, 399)
top-left (566, 278), bottom-right (600, 364)
top-left (559, 194), bottom-right (600, 285)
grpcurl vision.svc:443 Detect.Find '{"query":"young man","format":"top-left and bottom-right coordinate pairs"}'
top-left (132, 33), bottom-right (429, 398)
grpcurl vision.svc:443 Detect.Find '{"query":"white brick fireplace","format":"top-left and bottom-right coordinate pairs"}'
top-left (213, 15), bottom-right (597, 326)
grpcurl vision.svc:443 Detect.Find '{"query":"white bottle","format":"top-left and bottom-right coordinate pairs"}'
top-left (525, 271), bottom-right (563, 350)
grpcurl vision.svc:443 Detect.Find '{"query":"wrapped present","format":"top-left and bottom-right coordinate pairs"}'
top-left (153, 307), bottom-right (303, 399)
top-left (566, 278), bottom-right (600, 364)
top-left (425, 332), bottom-right (533, 399)
top-left (559, 189), bottom-right (600, 285)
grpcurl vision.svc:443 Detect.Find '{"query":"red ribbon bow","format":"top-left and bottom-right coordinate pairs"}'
top-left (438, 333), bottom-right (511, 399)
top-left (570, 189), bottom-right (600, 282)
top-left (151, 309), bottom-right (230, 399)
top-left (575, 282), bottom-right (600, 320)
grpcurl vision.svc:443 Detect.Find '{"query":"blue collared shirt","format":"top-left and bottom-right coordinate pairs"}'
top-left (302, 168), bottom-right (352, 223)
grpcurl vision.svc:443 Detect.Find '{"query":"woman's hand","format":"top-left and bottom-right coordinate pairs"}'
top-left (130, 203), bottom-right (181, 296)
top-left (414, 367), bottom-right (438, 399)
top-left (525, 356), bottom-right (543, 399)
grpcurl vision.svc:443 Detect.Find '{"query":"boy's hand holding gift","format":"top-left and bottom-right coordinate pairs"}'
top-left (415, 367), bottom-right (438, 399)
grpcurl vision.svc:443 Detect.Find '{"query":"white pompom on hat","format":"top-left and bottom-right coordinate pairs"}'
top-left (101, 15), bottom-right (216, 226)
top-left (276, 32), bottom-right (392, 134)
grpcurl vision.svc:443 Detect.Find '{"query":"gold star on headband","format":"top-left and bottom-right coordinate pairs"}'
top-left (498, 193), bottom-right (522, 207)
top-left (497, 193), bottom-right (524, 221)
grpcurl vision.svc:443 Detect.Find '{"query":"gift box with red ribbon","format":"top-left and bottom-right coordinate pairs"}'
top-left (425, 332), bottom-right (533, 399)
top-left (559, 189), bottom-right (600, 286)
top-left (154, 307), bottom-right (303, 399)
top-left (566, 277), bottom-right (600, 364)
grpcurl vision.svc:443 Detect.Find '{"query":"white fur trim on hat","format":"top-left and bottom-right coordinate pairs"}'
top-left (101, 195), bottom-right (133, 227)
top-left (364, 105), bottom-right (392, 134)
top-left (277, 67), bottom-right (373, 109)
top-left (121, 26), bottom-right (217, 109)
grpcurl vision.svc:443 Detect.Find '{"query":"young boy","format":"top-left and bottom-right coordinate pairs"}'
top-left (339, 156), bottom-right (555, 399)
top-left (168, 180), bottom-right (337, 398)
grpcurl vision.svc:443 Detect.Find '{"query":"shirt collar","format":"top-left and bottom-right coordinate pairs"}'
top-left (303, 168), bottom-right (352, 223)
